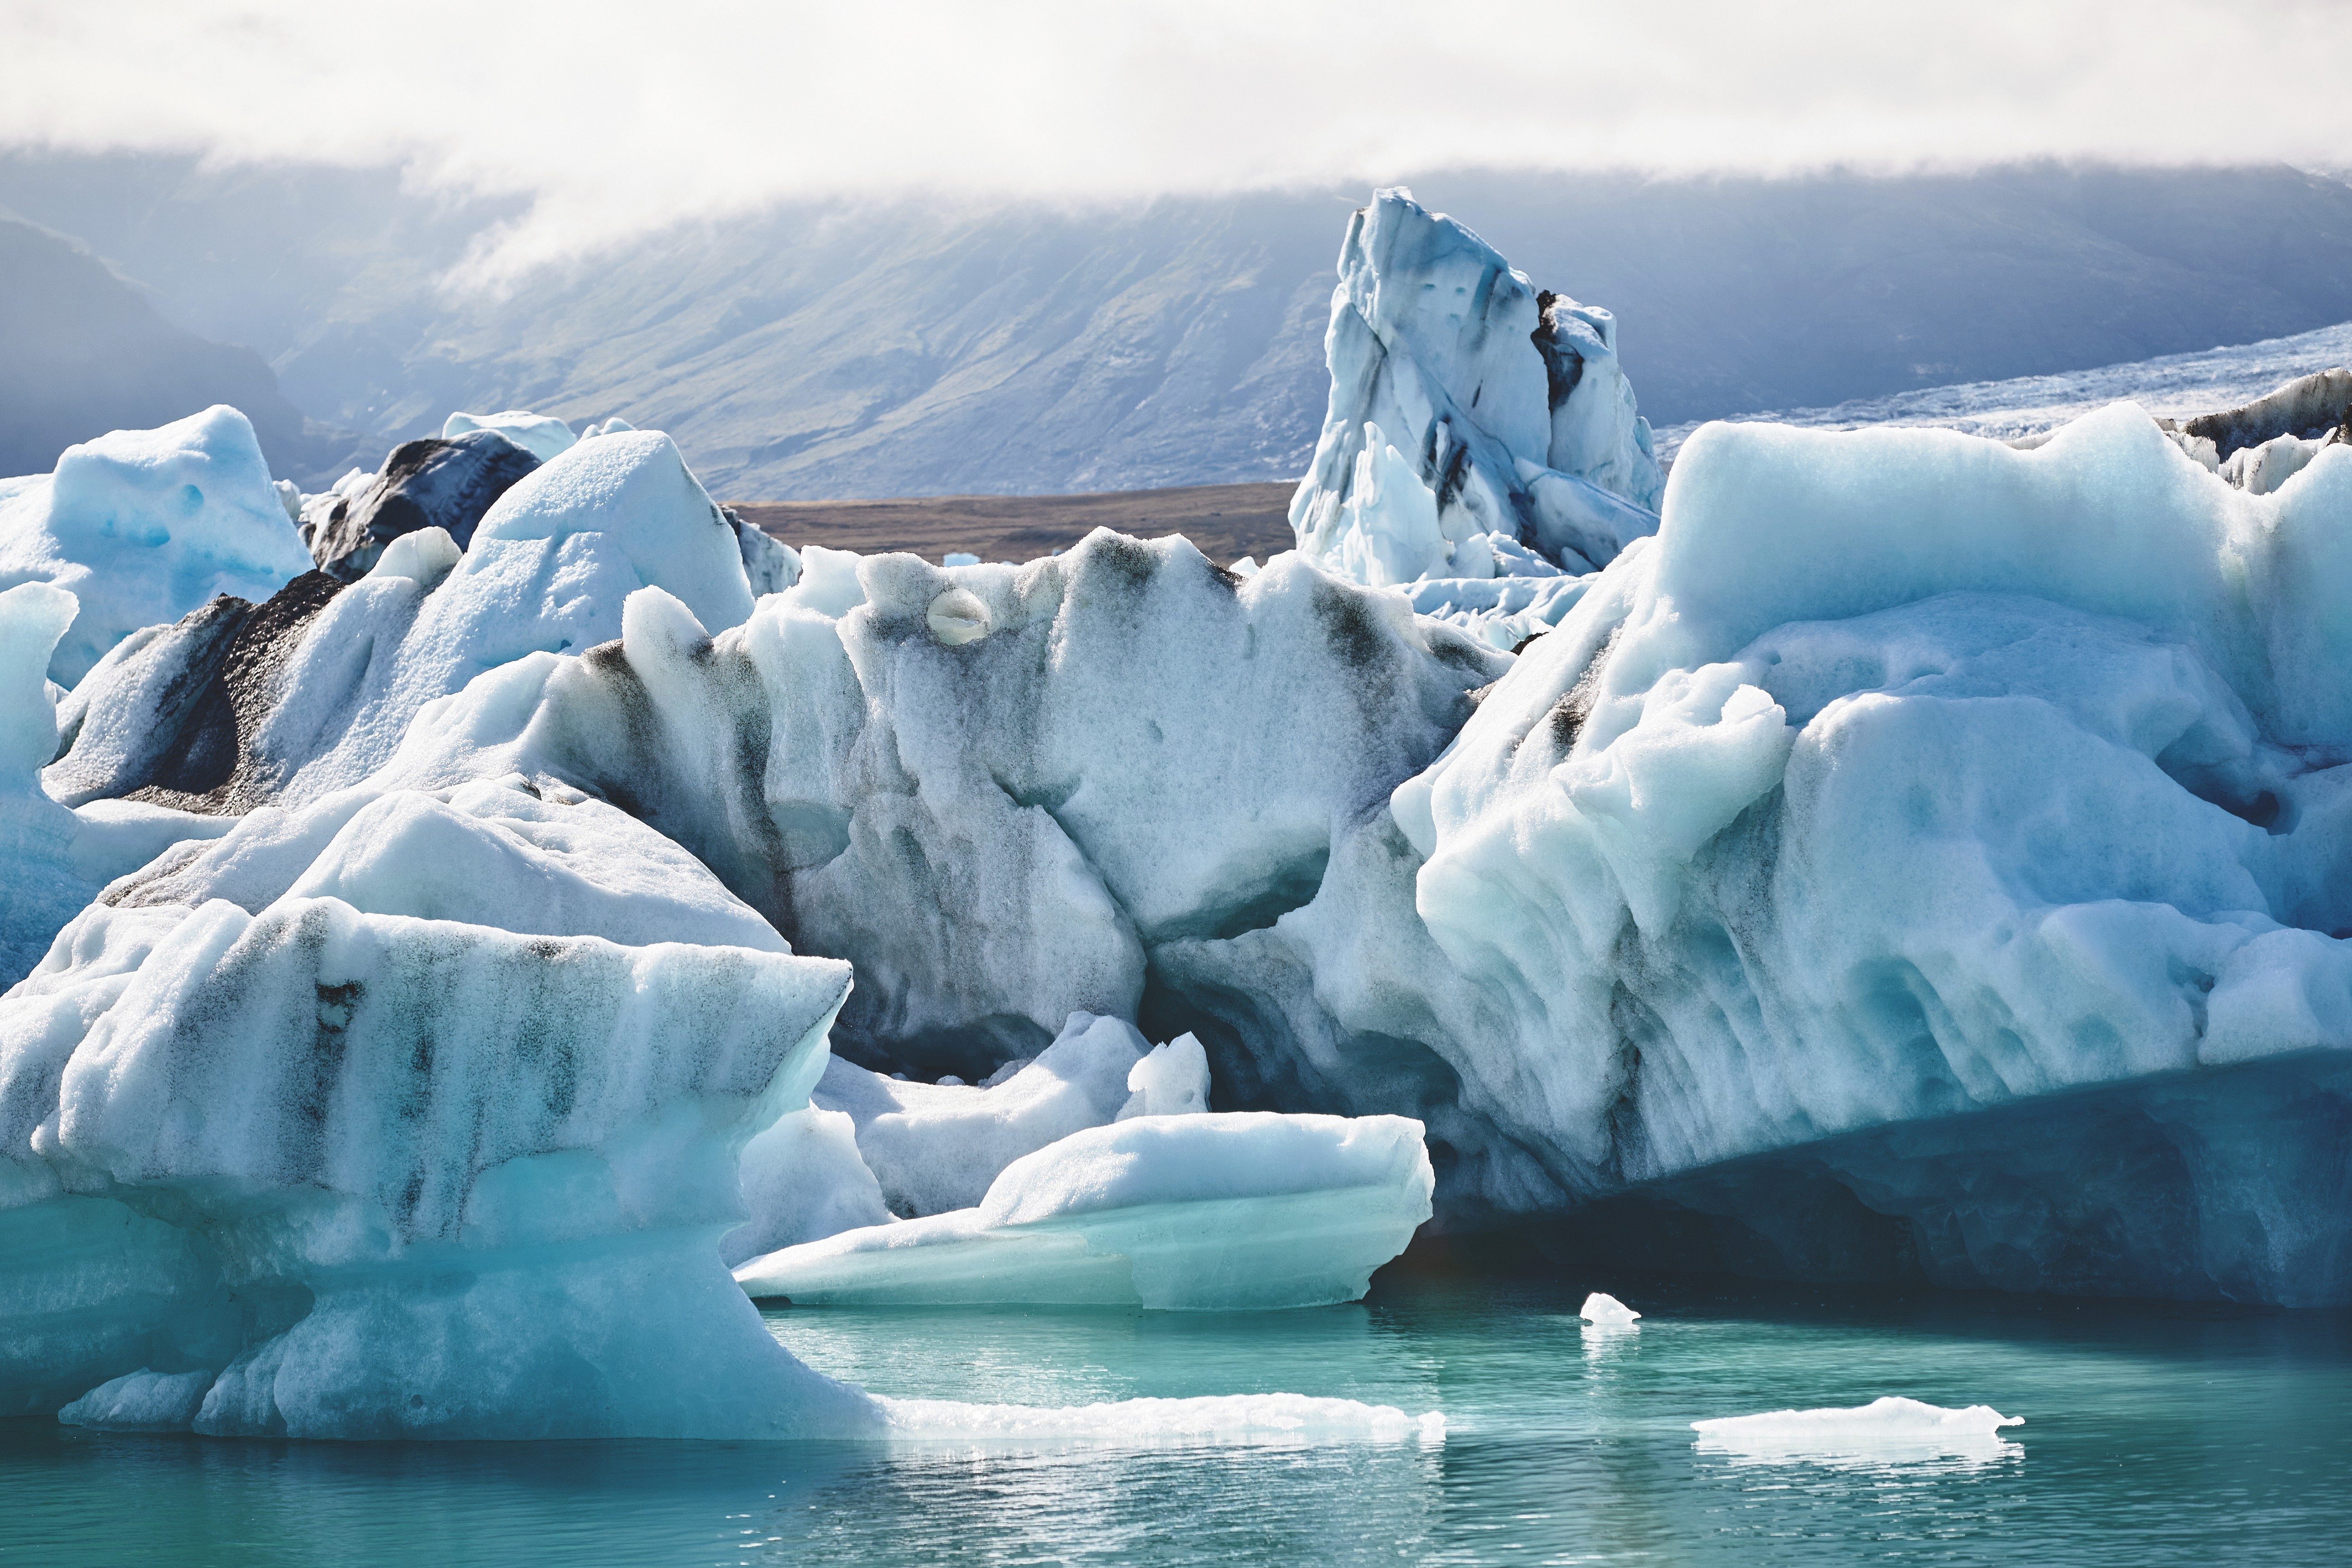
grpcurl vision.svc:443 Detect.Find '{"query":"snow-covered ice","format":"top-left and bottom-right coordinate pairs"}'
top-left (1286, 189), bottom-right (1662, 647)
top-left (49, 428), bottom-right (759, 810)
top-left (0, 407), bottom-right (313, 686)
top-left (442, 408), bottom-right (579, 464)
top-left (809, 1012), bottom-right (1152, 1217)
top-left (1692, 1397), bottom-right (2022, 1467)
top-left (733, 1112), bottom-right (1433, 1310)
top-left (879, 1392), bottom-right (1445, 1447)
top-left (1579, 1292), bottom-right (1640, 1326)
top-left (5, 176), bottom-right (2352, 1460)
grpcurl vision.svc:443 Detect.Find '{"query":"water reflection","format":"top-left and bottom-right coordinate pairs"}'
top-left (6, 1279), bottom-right (2351, 1565)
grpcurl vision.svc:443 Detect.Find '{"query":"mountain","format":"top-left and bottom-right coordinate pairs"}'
top-left (0, 214), bottom-right (334, 480)
top-left (7, 153), bottom-right (2352, 497)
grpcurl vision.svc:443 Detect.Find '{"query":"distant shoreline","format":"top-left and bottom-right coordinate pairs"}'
top-left (727, 480), bottom-right (1295, 568)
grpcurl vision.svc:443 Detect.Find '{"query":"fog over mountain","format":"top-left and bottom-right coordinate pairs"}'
top-left (0, 212), bottom-right (332, 480)
top-left (7, 152), bottom-right (2352, 496)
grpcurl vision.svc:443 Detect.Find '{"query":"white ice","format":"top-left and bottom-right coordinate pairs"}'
top-left (1579, 1292), bottom-right (1640, 1326)
top-left (1369, 403), bottom-right (2352, 1232)
top-left (1286, 188), bottom-right (1661, 641)
top-left (1692, 1396), bottom-right (2022, 1466)
top-left (810, 1012), bottom-right (1152, 1217)
top-left (879, 1392), bottom-right (1444, 1448)
top-left (1119, 1033), bottom-right (1210, 1118)
top-left (732, 1111), bottom-right (1433, 1310)
top-left (443, 408), bottom-right (580, 464)
top-left (0, 583), bottom-right (236, 985)
top-left (0, 406), bottom-right (312, 686)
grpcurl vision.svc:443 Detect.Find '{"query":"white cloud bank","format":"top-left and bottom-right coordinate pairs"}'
top-left (3, 0), bottom-right (2349, 276)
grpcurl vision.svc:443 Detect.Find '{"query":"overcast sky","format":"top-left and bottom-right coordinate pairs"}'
top-left (5, 0), bottom-right (2349, 278)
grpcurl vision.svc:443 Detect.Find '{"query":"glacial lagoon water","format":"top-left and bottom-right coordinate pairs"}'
top-left (5, 1273), bottom-right (2350, 1566)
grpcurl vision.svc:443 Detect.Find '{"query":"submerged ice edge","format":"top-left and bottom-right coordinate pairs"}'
top-left (875, 1393), bottom-right (1446, 1448)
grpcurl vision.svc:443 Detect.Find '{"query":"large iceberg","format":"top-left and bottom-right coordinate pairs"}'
top-left (355, 533), bottom-right (1503, 1078)
top-left (0, 765), bottom-right (882, 1437)
top-left (48, 428), bottom-right (760, 811)
top-left (14, 192), bottom-right (2352, 1337)
top-left (1286, 189), bottom-right (1663, 646)
top-left (734, 1112), bottom-right (1433, 1310)
top-left (0, 406), bottom-right (313, 687)
top-left (1363, 403), bottom-right (2352, 1300)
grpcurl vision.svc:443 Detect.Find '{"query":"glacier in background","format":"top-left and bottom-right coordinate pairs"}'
top-left (3, 185), bottom-right (2352, 1440)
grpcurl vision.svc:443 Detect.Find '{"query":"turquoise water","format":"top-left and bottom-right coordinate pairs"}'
top-left (6, 1274), bottom-right (2350, 1565)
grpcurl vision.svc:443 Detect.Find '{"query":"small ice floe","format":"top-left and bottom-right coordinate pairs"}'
top-left (1692, 1396), bottom-right (2023, 1469)
top-left (1579, 1292), bottom-right (1641, 1326)
top-left (878, 1393), bottom-right (1445, 1450)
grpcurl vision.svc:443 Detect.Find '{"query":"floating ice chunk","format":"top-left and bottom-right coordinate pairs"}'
top-left (812, 1013), bottom-right (1149, 1216)
top-left (942, 551), bottom-right (981, 568)
top-left (878, 1392), bottom-right (1444, 1448)
top-left (1579, 1292), bottom-right (1640, 1326)
top-left (1119, 1032), bottom-right (1209, 1118)
top-left (442, 408), bottom-right (579, 464)
top-left (733, 1112), bottom-right (1433, 1310)
top-left (0, 406), bottom-right (311, 686)
top-left (1692, 1396), bottom-right (2023, 1467)
top-left (722, 1104), bottom-right (892, 1267)
top-left (1231, 555), bottom-right (1259, 578)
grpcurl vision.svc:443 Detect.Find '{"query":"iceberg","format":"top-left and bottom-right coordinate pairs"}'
top-left (1286, 189), bottom-right (1662, 646)
top-left (356, 533), bottom-right (1502, 1079)
top-left (17, 202), bottom-right (2352, 1315)
top-left (0, 406), bottom-right (313, 687)
top-left (880, 1392), bottom-right (1445, 1448)
top-left (49, 427), bottom-right (760, 810)
top-left (810, 1012), bottom-right (1152, 1217)
top-left (734, 1112), bottom-right (1432, 1310)
top-left (442, 408), bottom-right (579, 464)
top-left (1579, 1292), bottom-right (1640, 1326)
top-left (1692, 1397), bottom-right (2022, 1467)
top-left (0, 771), bottom-right (881, 1436)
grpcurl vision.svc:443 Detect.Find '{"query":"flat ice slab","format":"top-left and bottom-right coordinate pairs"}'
top-left (1692, 1396), bottom-right (2023, 1465)
top-left (879, 1392), bottom-right (1444, 1448)
top-left (734, 1112), bottom-right (1432, 1310)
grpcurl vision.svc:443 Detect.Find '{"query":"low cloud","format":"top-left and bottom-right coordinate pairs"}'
top-left (5, 0), bottom-right (2348, 279)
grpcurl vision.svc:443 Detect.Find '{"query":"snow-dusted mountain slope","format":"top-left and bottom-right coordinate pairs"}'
top-left (1656, 317), bottom-right (2352, 460)
top-left (10, 154), bottom-right (2352, 497)
top-left (0, 216), bottom-right (334, 483)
